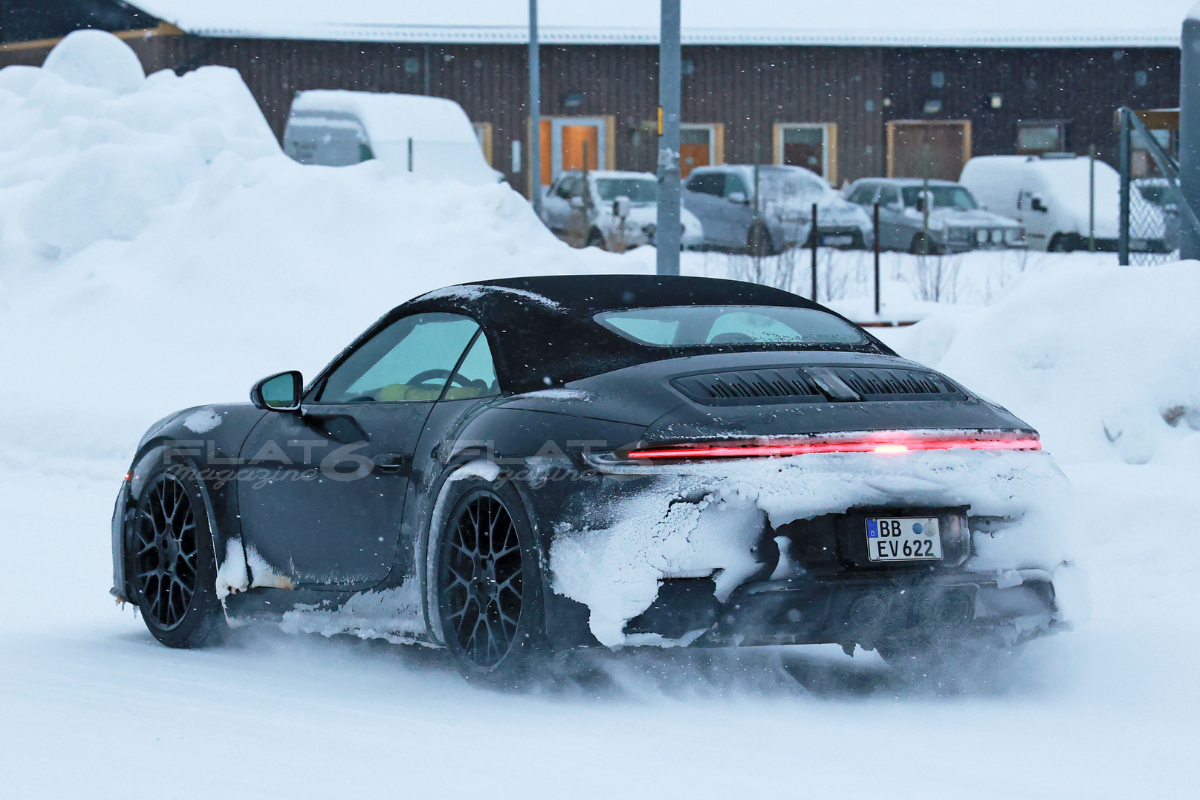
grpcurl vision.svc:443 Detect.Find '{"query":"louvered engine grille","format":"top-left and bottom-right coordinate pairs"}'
top-left (671, 366), bottom-right (959, 405)
top-left (672, 368), bottom-right (824, 405)
top-left (833, 367), bottom-right (951, 397)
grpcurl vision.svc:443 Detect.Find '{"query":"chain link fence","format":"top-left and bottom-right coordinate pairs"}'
top-left (1118, 107), bottom-right (1199, 266)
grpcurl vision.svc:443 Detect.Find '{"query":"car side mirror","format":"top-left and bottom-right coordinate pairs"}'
top-left (727, 191), bottom-right (748, 205)
top-left (1031, 196), bottom-right (1049, 213)
top-left (613, 195), bottom-right (631, 218)
top-left (569, 196), bottom-right (585, 210)
top-left (251, 370), bottom-right (303, 411)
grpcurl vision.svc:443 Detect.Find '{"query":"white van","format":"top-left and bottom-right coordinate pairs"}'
top-left (283, 90), bottom-right (500, 185)
top-left (960, 154), bottom-right (1164, 252)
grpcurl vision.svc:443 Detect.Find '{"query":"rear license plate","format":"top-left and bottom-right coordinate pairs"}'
top-left (823, 234), bottom-right (853, 246)
top-left (866, 517), bottom-right (943, 562)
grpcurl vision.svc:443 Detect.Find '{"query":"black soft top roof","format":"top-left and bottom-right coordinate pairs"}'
top-left (392, 275), bottom-right (884, 394)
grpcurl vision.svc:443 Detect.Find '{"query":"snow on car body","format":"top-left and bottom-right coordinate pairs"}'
top-left (283, 90), bottom-right (501, 185)
top-left (961, 153), bottom-right (1167, 253)
top-left (539, 169), bottom-right (704, 250)
top-left (112, 276), bottom-right (1071, 681)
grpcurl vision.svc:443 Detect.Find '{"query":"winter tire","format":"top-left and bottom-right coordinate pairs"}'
top-left (747, 223), bottom-right (774, 257)
top-left (434, 478), bottom-right (547, 685)
top-left (129, 465), bottom-right (225, 648)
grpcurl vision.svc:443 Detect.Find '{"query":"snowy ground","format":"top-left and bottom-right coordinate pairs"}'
top-left (2, 33), bottom-right (1198, 798)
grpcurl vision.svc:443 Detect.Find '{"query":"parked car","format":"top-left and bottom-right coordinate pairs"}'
top-left (540, 170), bottom-right (704, 250)
top-left (112, 275), bottom-right (1064, 684)
top-left (844, 178), bottom-right (1025, 254)
top-left (960, 153), bottom-right (1167, 252)
top-left (283, 90), bottom-right (501, 185)
top-left (684, 165), bottom-right (873, 255)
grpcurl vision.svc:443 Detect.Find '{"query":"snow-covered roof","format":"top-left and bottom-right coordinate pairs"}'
top-left (128, 1), bottom-right (1191, 49)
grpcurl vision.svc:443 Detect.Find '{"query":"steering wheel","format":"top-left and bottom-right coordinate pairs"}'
top-left (409, 368), bottom-right (471, 387)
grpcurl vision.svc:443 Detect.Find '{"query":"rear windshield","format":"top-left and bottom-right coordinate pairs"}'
top-left (595, 178), bottom-right (657, 203)
top-left (594, 305), bottom-right (868, 347)
top-left (901, 185), bottom-right (978, 210)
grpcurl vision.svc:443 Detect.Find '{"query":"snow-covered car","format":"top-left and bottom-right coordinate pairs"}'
top-left (539, 170), bottom-right (703, 250)
top-left (844, 178), bottom-right (1026, 254)
top-left (283, 90), bottom-right (502, 185)
top-left (960, 153), bottom-right (1167, 253)
top-left (112, 276), bottom-right (1067, 683)
top-left (684, 165), bottom-right (874, 254)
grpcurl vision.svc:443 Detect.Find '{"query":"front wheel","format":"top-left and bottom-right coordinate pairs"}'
top-left (129, 466), bottom-right (225, 648)
top-left (434, 478), bottom-right (547, 685)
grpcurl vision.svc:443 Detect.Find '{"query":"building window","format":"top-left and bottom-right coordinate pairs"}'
top-left (1016, 121), bottom-right (1066, 154)
top-left (773, 123), bottom-right (838, 184)
top-left (931, 71), bottom-right (946, 88)
top-left (1134, 70), bottom-right (1149, 88)
top-left (680, 124), bottom-right (724, 178)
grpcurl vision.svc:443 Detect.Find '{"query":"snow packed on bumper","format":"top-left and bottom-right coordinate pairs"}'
top-left (550, 448), bottom-right (1075, 648)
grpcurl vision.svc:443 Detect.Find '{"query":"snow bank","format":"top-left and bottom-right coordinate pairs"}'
top-left (0, 33), bottom-right (637, 468)
top-left (553, 449), bottom-right (1075, 647)
top-left (894, 264), bottom-right (1200, 466)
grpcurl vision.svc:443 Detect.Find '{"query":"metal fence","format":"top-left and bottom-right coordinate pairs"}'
top-left (1117, 107), bottom-right (1200, 265)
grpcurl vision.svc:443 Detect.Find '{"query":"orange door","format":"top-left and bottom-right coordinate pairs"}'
top-left (561, 125), bottom-right (600, 172)
top-left (540, 119), bottom-right (552, 186)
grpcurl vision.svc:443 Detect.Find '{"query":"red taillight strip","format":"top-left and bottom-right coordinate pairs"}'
top-left (627, 434), bottom-right (1041, 460)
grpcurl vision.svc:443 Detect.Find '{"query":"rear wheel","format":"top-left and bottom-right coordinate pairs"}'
top-left (909, 233), bottom-right (939, 255)
top-left (435, 479), bottom-right (547, 685)
top-left (130, 467), bottom-right (224, 648)
top-left (747, 222), bottom-right (774, 257)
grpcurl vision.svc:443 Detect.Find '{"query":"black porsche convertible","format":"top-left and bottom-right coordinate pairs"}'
top-left (112, 275), bottom-right (1064, 681)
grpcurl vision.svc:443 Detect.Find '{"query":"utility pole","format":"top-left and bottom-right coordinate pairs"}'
top-left (1088, 144), bottom-right (1096, 253)
top-left (1181, 9), bottom-right (1200, 259)
top-left (656, 0), bottom-right (682, 276)
top-left (529, 0), bottom-right (542, 217)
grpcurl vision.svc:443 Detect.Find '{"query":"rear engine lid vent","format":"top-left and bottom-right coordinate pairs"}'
top-left (671, 365), bottom-right (962, 405)
top-left (671, 368), bottom-right (824, 406)
top-left (831, 367), bottom-right (961, 401)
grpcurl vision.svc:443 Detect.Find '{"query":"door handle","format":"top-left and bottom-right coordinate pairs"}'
top-left (373, 453), bottom-right (410, 475)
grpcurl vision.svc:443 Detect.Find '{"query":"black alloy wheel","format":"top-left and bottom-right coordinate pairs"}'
top-left (436, 483), bottom-right (546, 682)
top-left (131, 468), bottom-right (223, 647)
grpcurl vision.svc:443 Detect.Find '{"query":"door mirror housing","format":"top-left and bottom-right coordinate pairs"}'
top-left (251, 370), bottom-right (303, 411)
top-left (727, 191), bottom-right (748, 205)
top-left (569, 195), bottom-right (586, 210)
top-left (1031, 196), bottom-right (1049, 213)
top-left (613, 195), bottom-right (631, 218)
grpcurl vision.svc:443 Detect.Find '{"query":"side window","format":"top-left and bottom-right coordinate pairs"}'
top-left (687, 172), bottom-right (725, 196)
top-left (443, 332), bottom-right (501, 400)
top-left (555, 177), bottom-right (573, 199)
top-left (846, 184), bottom-right (877, 205)
top-left (318, 313), bottom-right (480, 403)
top-left (724, 173), bottom-right (748, 198)
top-left (878, 186), bottom-right (900, 207)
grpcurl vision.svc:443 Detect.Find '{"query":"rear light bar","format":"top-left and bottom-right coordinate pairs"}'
top-left (626, 431), bottom-right (1041, 460)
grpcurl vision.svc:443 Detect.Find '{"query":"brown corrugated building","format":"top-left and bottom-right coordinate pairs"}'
top-left (1, 1), bottom-right (1187, 194)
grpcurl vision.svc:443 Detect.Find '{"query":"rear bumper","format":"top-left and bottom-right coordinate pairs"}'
top-left (616, 570), bottom-right (1060, 653)
top-left (698, 570), bottom-right (1059, 651)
